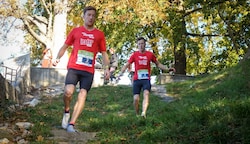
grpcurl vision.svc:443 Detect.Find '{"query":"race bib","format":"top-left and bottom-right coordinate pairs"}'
top-left (137, 69), bottom-right (149, 79)
top-left (76, 50), bottom-right (94, 67)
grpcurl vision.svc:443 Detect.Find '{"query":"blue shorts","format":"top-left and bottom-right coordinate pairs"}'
top-left (65, 68), bottom-right (94, 92)
top-left (133, 79), bottom-right (151, 95)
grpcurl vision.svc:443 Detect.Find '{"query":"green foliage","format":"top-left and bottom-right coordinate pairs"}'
top-left (25, 35), bottom-right (45, 66)
top-left (167, 59), bottom-right (250, 143)
top-left (3, 0), bottom-right (249, 74)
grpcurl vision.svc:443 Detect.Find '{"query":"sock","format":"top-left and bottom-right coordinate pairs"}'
top-left (64, 110), bottom-right (70, 113)
top-left (69, 122), bottom-right (75, 126)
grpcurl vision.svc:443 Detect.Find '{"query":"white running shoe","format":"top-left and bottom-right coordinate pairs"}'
top-left (141, 112), bottom-right (146, 119)
top-left (67, 124), bottom-right (76, 133)
top-left (61, 113), bottom-right (70, 129)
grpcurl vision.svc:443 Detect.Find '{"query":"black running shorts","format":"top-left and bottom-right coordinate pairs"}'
top-left (133, 79), bottom-right (151, 95)
top-left (65, 68), bottom-right (94, 92)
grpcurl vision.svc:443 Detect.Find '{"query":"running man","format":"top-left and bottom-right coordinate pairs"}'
top-left (118, 37), bottom-right (175, 118)
top-left (53, 6), bottom-right (110, 132)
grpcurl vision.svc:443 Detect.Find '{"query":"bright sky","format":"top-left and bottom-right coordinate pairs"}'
top-left (0, 0), bottom-right (29, 62)
top-left (0, 17), bottom-right (28, 61)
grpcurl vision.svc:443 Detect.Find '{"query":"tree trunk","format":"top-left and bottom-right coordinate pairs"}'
top-left (240, 46), bottom-right (250, 63)
top-left (174, 48), bottom-right (186, 75)
top-left (52, 0), bottom-right (69, 69)
top-left (171, 0), bottom-right (187, 75)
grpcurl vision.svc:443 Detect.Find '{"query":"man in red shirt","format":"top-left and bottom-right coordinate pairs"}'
top-left (118, 37), bottom-right (175, 118)
top-left (53, 6), bottom-right (110, 132)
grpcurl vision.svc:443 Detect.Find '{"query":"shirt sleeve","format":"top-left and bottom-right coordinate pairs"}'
top-left (128, 52), bottom-right (135, 64)
top-left (98, 31), bottom-right (107, 52)
top-left (151, 52), bottom-right (157, 63)
top-left (65, 28), bottom-right (75, 46)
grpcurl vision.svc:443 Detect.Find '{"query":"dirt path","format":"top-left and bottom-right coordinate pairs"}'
top-left (151, 85), bottom-right (176, 102)
top-left (47, 84), bottom-right (175, 143)
top-left (0, 84), bottom-right (175, 144)
top-left (49, 128), bottom-right (97, 144)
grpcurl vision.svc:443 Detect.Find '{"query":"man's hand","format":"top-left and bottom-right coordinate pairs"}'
top-left (115, 72), bottom-right (123, 81)
top-left (169, 68), bottom-right (176, 73)
top-left (104, 69), bottom-right (110, 80)
top-left (52, 59), bottom-right (60, 67)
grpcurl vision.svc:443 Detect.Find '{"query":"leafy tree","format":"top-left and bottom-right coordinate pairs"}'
top-left (167, 0), bottom-right (250, 75)
top-left (1, 0), bottom-right (78, 67)
top-left (2, 0), bottom-right (249, 75)
top-left (67, 0), bottom-right (249, 75)
top-left (81, 0), bottom-right (175, 74)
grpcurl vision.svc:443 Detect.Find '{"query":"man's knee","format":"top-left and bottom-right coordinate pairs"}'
top-left (79, 89), bottom-right (87, 97)
top-left (133, 95), bottom-right (140, 101)
top-left (143, 90), bottom-right (150, 96)
top-left (64, 85), bottom-right (75, 97)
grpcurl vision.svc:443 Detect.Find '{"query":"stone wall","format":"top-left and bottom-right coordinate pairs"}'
top-left (158, 73), bottom-right (194, 84)
top-left (30, 68), bottom-right (104, 88)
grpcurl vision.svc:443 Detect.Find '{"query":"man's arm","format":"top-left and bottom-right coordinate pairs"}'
top-left (52, 44), bottom-right (69, 66)
top-left (118, 62), bottom-right (130, 77)
top-left (155, 61), bottom-right (175, 73)
top-left (101, 51), bottom-right (110, 80)
top-left (101, 51), bottom-right (110, 68)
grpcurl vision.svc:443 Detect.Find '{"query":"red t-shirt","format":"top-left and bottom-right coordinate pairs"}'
top-left (65, 26), bottom-right (106, 74)
top-left (128, 51), bottom-right (157, 80)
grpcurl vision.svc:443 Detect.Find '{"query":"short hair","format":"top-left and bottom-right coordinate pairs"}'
top-left (137, 37), bottom-right (146, 42)
top-left (83, 6), bottom-right (96, 15)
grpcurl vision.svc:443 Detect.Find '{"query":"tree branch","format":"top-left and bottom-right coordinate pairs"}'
top-left (26, 16), bottom-right (47, 35)
top-left (186, 32), bottom-right (229, 37)
top-left (184, 1), bottom-right (228, 17)
top-left (33, 15), bottom-right (48, 24)
top-left (184, 8), bottom-right (202, 17)
top-left (39, 0), bottom-right (51, 15)
top-left (22, 17), bottom-right (47, 45)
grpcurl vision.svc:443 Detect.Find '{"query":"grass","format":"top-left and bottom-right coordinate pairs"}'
top-left (4, 59), bottom-right (250, 143)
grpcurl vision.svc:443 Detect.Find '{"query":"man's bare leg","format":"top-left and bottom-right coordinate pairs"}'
top-left (61, 84), bottom-right (74, 129)
top-left (69, 89), bottom-right (87, 124)
top-left (133, 94), bottom-right (140, 115)
top-left (141, 90), bottom-right (149, 118)
top-left (64, 84), bottom-right (75, 111)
